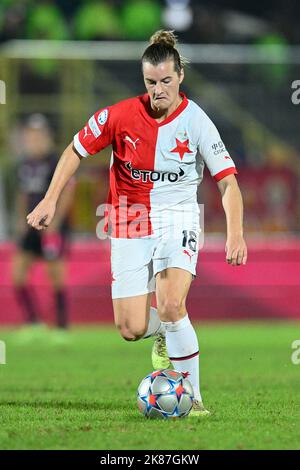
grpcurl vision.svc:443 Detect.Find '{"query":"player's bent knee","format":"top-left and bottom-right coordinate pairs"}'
top-left (157, 297), bottom-right (186, 322)
top-left (116, 324), bottom-right (147, 342)
top-left (121, 331), bottom-right (137, 342)
top-left (120, 330), bottom-right (145, 342)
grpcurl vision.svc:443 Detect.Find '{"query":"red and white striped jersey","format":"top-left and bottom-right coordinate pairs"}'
top-left (73, 92), bottom-right (237, 238)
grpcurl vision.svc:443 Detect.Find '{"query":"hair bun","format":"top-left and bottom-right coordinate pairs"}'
top-left (150, 30), bottom-right (177, 48)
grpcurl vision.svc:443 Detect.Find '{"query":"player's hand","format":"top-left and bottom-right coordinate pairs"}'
top-left (225, 234), bottom-right (247, 266)
top-left (26, 198), bottom-right (56, 231)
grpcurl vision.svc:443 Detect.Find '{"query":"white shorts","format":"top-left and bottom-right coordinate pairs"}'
top-left (111, 229), bottom-right (200, 299)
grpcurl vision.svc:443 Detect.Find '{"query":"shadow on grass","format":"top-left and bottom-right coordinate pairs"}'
top-left (0, 401), bottom-right (191, 423)
top-left (0, 400), bottom-right (131, 412)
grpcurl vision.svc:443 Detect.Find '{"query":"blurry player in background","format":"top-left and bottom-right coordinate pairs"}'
top-left (13, 114), bottom-right (75, 337)
top-left (26, 31), bottom-right (247, 415)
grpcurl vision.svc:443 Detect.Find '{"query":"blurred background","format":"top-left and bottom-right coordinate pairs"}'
top-left (0, 0), bottom-right (299, 326)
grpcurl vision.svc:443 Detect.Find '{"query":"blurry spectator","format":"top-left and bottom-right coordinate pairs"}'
top-left (121, 0), bottom-right (162, 40)
top-left (12, 114), bottom-right (75, 333)
top-left (73, 0), bottom-right (120, 40)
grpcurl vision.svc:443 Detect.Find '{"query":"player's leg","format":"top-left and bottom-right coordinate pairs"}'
top-left (156, 268), bottom-right (199, 386)
top-left (113, 293), bottom-right (170, 372)
top-left (12, 249), bottom-right (39, 324)
top-left (113, 293), bottom-right (151, 341)
top-left (111, 237), bottom-right (162, 339)
top-left (156, 267), bottom-right (209, 415)
top-left (111, 236), bottom-right (170, 367)
top-left (113, 290), bottom-right (168, 340)
top-left (46, 258), bottom-right (68, 329)
top-left (153, 225), bottom-right (210, 415)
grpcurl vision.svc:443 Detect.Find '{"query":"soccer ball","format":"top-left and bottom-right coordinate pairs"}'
top-left (137, 369), bottom-right (194, 419)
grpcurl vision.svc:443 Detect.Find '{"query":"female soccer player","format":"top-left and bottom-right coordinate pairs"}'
top-left (26, 30), bottom-right (247, 416)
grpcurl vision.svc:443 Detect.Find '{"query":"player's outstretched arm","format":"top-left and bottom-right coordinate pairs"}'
top-left (217, 174), bottom-right (247, 266)
top-left (27, 143), bottom-right (81, 231)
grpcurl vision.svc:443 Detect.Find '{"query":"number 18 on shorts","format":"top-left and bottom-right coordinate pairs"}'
top-left (110, 228), bottom-right (201, 299)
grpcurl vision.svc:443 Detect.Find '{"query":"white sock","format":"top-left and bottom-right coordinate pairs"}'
top-left (162, 315), bottom-right (202, 401)
top-left (142, 307), bottom-right (165, 339)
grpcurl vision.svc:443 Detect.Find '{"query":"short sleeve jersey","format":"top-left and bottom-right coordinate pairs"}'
top-left (73, 92), bottom-right (237, 237)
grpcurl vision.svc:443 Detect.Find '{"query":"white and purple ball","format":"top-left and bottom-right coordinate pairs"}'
top-left (137, 369), bottom-right (194, 419)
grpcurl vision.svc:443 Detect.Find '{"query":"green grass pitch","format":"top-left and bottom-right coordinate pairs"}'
top-left (0, 322), bottom-right (299, 450)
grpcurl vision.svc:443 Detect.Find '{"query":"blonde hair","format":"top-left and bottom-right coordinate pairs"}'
top-left (150, 30), bottom-right (178, 48)
top-left (142, 30), bottom-right (187, 74)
